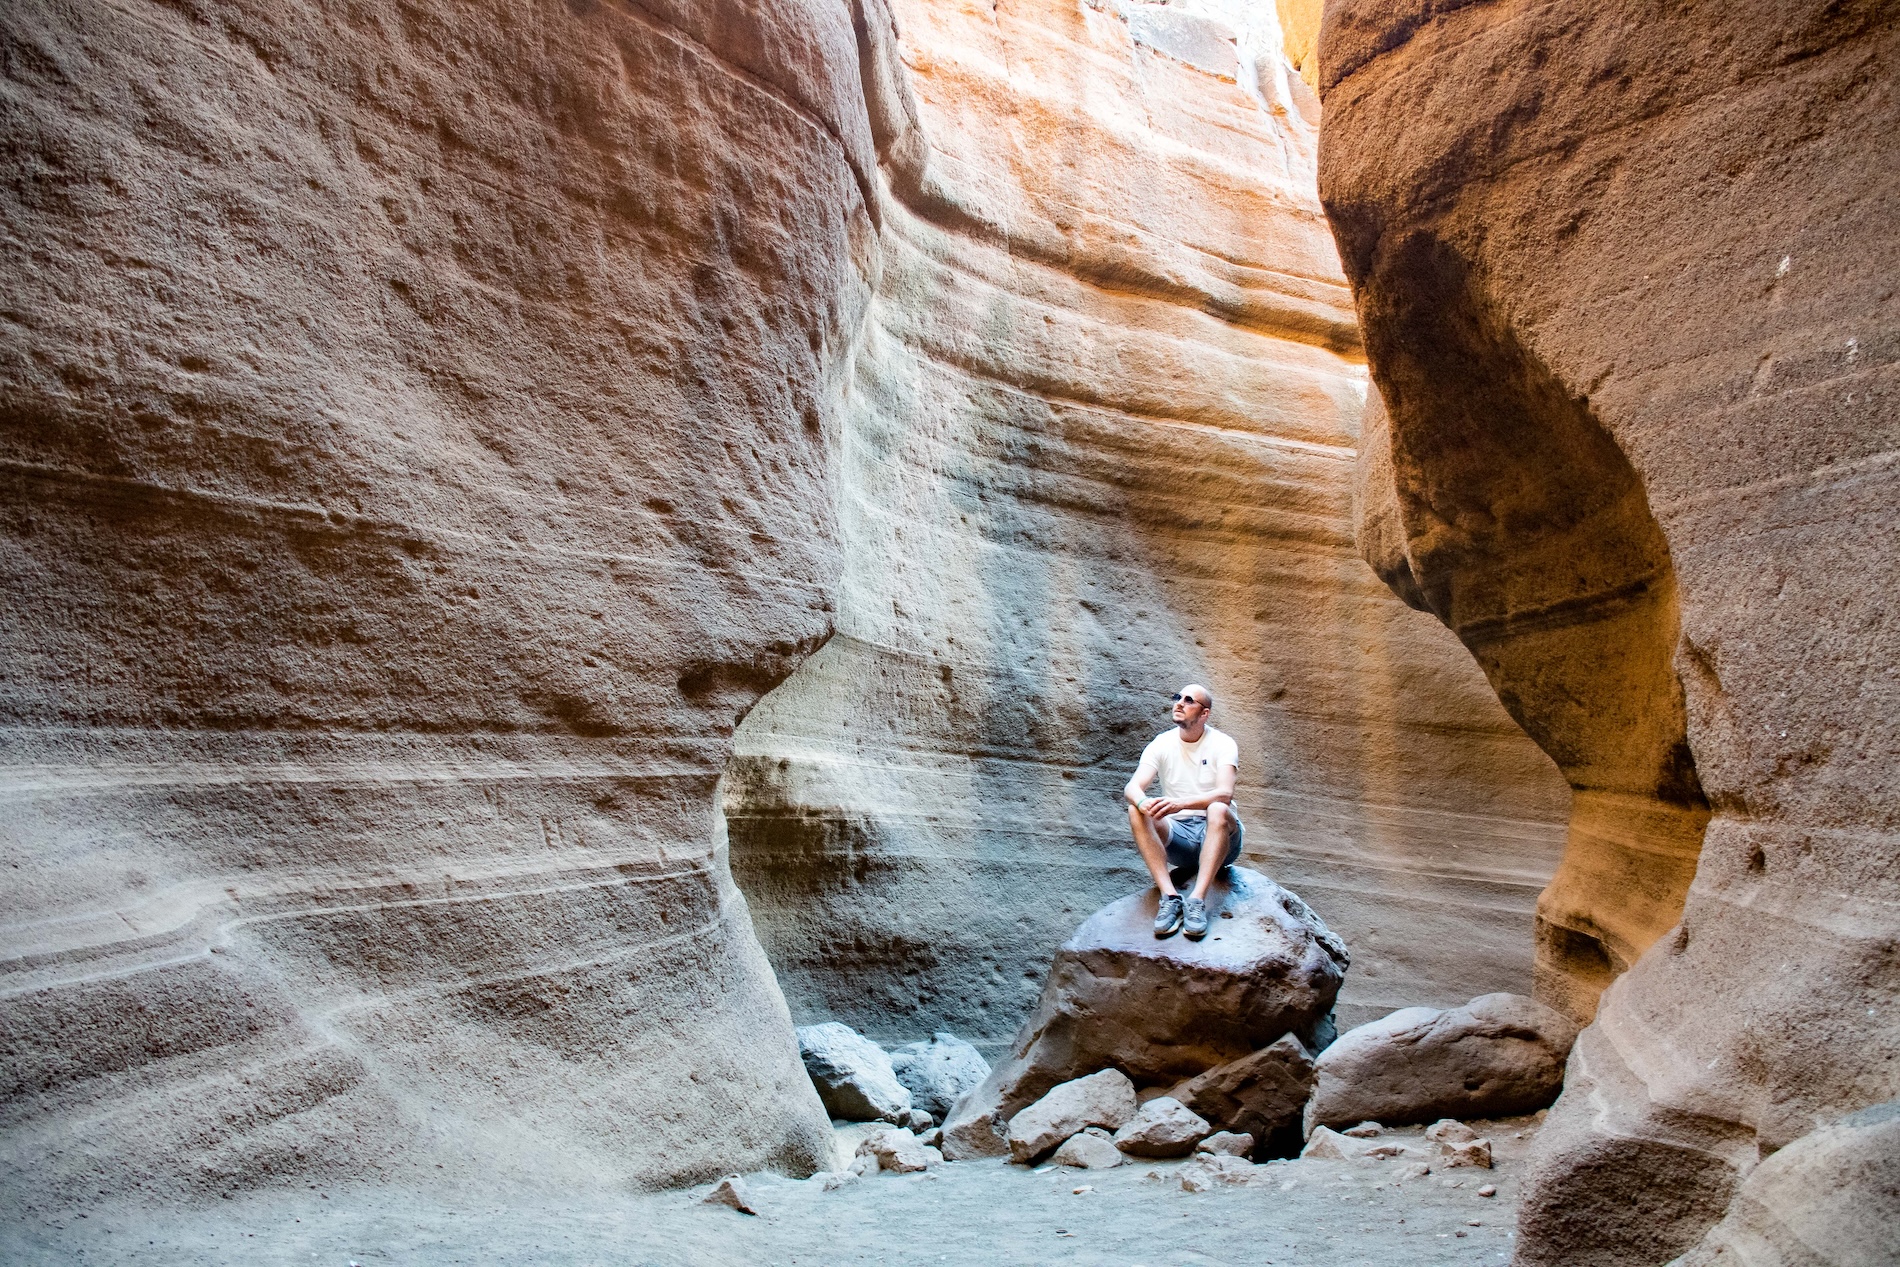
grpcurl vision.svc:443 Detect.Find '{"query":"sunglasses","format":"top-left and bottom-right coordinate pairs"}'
top-left (1170, 693), bottom-right (1207, 707)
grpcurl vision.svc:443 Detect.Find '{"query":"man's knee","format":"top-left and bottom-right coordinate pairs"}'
top-left (1207, 801), bottom-right (1232, 827)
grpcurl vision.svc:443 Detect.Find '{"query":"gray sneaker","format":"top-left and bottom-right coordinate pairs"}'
top-left (1182, 897), bottom-right (1210, 940)
top-left (1153, 893), bottom-right (1184, 938)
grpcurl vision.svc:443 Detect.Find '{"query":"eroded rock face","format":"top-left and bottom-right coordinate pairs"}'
top-left (1318, 0), bottom-right (1900, 1259)
top-left (723, 0), bottom-right (1574, 1056)
top-left (0, 0), bottom-right (875, 1201)
top-left (1168, 1032), bottom-right (1317, 1157)
top-left (1305, 993), bottom-right (1577, 1131)
top-left (943, 868), bottom-right (1346, 1156)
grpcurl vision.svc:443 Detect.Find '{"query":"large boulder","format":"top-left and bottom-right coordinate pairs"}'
top-left (1306, 993), bottom-right (1576, 1131)
top-left (797, 1023), bottom-right (913, 1124)
top-left (1168, 1033), bottom-right (1317, 1157)
top-left (889, 1032), bottom-right (991, 1122)
top-left (1004, 1069), bottom-right (1138, 1164)
top-left (942, 869), bottom-right (1348, 1158)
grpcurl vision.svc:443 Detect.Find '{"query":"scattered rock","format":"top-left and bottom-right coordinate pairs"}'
top-left (1180, 1152), bottom-right (1255, 1191)
top-left (703, 1177), bottom-right (757, 1214)
top-left (1438, 1138), bottom-right (1493, 1169)
top-left (1197, 1131), bottom-right (1254, 1157)
top-left (1299, 1125), bottom-right (1413, 1162)
top-left (819, 1170), bottom-right (858, 1192)
top-left (855, 1128), bottom-right (937, 1174)
top-left (889, 1033), bottom-right (992, 1121)
top-left (919, 1127), bottom-right (942, 1148)
top-left (1343, 1121), bottom-right (1384, 1138)
top-left (1167, 1033), bottom-right (1317, 1154)
top-left (943, 871), bottom-right (1346, 1159)
top-left (1052, 1129), bottom-right (1124, 1169)
top-left (1111, 1097), bottom-right (1211, 1159)
top-left (1006, 1069), bottom-right (1139, 1164)
top-left (1306, 994), bottom-right (1577, 1132)
top-left (1399, 1162), bottom-right (1433, 1181)
top-left (905, 1108), bottom-right (935, 1132)
top-left (848, 1152), bottom-right (878, 1178)
top-left (1478, 1185), bottom-right (1498, 1198)
top-left (798, 1023), bottom-right (913, 1124)
top-left (1425, 1119), bottom-right (1478, 1145)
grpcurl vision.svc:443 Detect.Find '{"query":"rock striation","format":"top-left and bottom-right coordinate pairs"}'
top-left (1318, 0), bottom-right (1900, 1259)
top-left (943, 867), bottom-right (1346, 1156)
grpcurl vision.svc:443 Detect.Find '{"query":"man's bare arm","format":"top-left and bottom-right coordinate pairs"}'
top-left (1124, 758), bottom-right (1157, 808)
top-left (1141, 763), bottom-right (1236, 820)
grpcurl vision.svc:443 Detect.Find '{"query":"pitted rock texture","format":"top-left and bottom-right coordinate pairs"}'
top-left (889, 1031), bottom-right (990, 1122)
top-left (1318, 0), bottom-right (1899, 1260)
top-left (723, 0), bottom-right (1573, 1057)
top-left (0, 0), bottom-right (880, 1202)
top-left (943, 868), bottom-right (1347, 1157)
top-left (1305, 993), bottom-right (1577, 1131)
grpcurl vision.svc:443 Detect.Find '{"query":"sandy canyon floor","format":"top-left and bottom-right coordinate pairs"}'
top-left (2, 1118), bottom-right (1539, 1266)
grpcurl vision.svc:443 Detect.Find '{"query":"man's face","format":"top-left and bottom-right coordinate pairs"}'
top-left (1170, 686), bottom-right (1209, 725)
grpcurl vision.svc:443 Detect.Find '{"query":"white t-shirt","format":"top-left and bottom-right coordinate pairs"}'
top-left (1135, 726), bottom-right (1239, 818)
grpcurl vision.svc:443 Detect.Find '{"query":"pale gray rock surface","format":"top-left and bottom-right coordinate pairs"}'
top-left (1051, 1129), bottom-right (1124, 1170)
top-left (1307, 993), bottom-right (1577, 1131)
top-left (889, 1033), bottom-right (991, 1122)
top-left (854, 1128), bottom-right (936, 1175)
top-left (1197, 1131), bottom-right (1255, 1157)
top-left (1166, 1031), bottom-right (1317, 1158)
top-left (945, 870), bottom-right (1346, 1157)
top-left (1004, 1069), bottom-right (1139, 1165)
top-left (798, 1024), bottom-right (913, 1124)
top-left (1180, 1152), bottom-right (1256, 1191)
top-left (1111, 1097), bottom-right (1211, 1159)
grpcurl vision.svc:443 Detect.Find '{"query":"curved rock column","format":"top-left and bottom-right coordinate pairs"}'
top-left (0, 0), bottom-right (879, 1201)
top-left (1317, 0), bottom-right (1899, 1260)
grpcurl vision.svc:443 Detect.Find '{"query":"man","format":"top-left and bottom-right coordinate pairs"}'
top-left (1124, 684), bottom-right (1244, 939)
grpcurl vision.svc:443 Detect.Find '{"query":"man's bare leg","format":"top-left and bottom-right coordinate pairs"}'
top-left (1128, 803), bottom-right (1178, 895)
top-left (1188, 803), bottom-right (1231, 901)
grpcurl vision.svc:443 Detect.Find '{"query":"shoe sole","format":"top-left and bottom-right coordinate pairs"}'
top-left (1154, 912), bottom-right (1184, 938)
top-left (1183, 924), bottom-right (1207, 940)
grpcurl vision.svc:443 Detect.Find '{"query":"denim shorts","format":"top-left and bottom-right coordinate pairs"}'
top-left (1163, 812), bottom-right (1244, 871)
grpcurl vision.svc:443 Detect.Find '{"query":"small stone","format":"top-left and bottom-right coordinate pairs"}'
top-left (919, 1127), bottom-right (943, 1148)
top-left (1478, 1184), bottom-right (1498, 1197)
top-left (849, 1152), bottom-right (878, 1178)
top-left (1467, 1220), bottom-right (1484, 1227)
top-left (703, 1177), bottom-right (757, 1214)
top-left (1112, 1096), bottom-right (1212, 1158)
top-left (1052, 1130), bottom-right (1124, 1169)
top-left (1399, 1162), bottom-right (1432, 1181)
top-left (1179, 1152), bottom-right (1255, 1191)
top-left (819, 1170), bottom-right (858, 1191)
top-left (856, 1127), bottom-right (936, 1174)
top-left (1425, 1118), bottom-right (1478, 1145)
top-left (1342, 1121), bottom-right (1383, 1138)
top-left (1196, 1131), bottom-right (1254, 1156)
top-left (906, 1108), bottom-right (935, 1131)
top-left (1438, 1137), bottom-right (1493, 1169)
top-left (1072, 1185), bottom-right (1093, 1194)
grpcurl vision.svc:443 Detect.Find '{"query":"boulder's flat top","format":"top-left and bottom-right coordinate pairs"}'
top-left (1070, 870), bottom-right (1331, 972)
top-left (2, 1117), bottom-right (1545, 1266)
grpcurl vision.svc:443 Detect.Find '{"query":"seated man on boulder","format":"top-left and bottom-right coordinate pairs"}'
top-left (1124, 683), bottom-right (1244, 940)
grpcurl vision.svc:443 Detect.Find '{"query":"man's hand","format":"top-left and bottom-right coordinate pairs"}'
top-left (1143, 797), bottom-right (1187, 820)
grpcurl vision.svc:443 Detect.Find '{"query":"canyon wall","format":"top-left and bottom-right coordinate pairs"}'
top-left (1318, 0), bottom-right (1899, 1261)
top-left (724, 0), bottom-right (1571, 1053)
top-left (0, 0), bottom-right (870, 1201)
